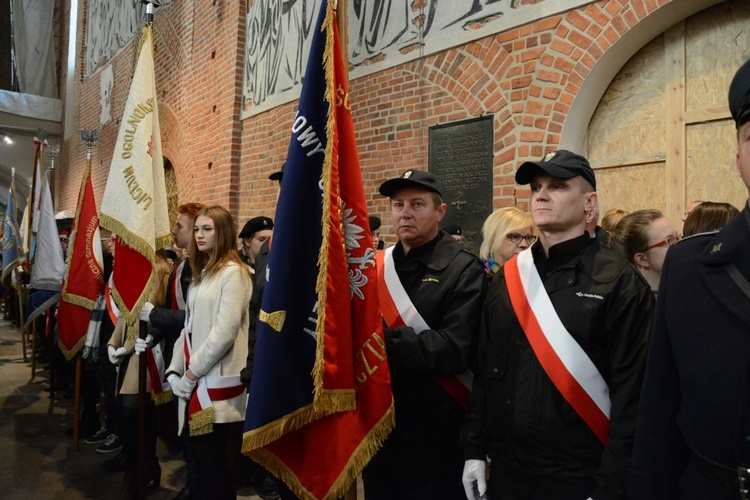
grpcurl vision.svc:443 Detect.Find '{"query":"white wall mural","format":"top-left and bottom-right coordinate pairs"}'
top-left (99, 65), bottom-right (114, 125)
top-left (242, 0), bottom-right (596, 118)
top-left (84, 0), bottom-right (173, 77)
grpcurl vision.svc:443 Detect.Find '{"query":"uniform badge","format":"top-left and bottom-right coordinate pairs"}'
top-left (711, 243), bottom-right (723, 253)
top-left (543, 151), bottom-right (557, 162)
top-left (403, 170), bottom-right (413, 179)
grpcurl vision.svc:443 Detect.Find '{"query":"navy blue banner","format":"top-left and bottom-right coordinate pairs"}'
top-left (245, 1), bottom-right (330, 433)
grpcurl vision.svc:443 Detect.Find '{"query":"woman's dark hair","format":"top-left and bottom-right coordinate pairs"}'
top-left (682, 201), bottom-right (740, 237)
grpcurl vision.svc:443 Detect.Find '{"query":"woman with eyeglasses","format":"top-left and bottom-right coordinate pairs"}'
top-left (479, 207), bottom-right (537, 277)
top-left (608, 209), bottom-right (679, 294)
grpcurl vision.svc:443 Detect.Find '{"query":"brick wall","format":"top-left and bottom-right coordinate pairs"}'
top-left (57, 0), bottom-right (674, 237)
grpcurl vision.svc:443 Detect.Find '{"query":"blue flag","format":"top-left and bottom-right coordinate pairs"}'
top-left (2, 181), bottom-right (20, 281)
top-left (243, 1), bottom-right (394, 497)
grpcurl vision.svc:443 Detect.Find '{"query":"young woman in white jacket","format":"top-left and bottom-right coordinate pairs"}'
top-left (166, 205), bottom-right (252, 500)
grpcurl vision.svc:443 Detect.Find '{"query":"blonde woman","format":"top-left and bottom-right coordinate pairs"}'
top-left (166, 205), bottom-right (252, 500)
top-left (479, 207), bottom-right (537, 277)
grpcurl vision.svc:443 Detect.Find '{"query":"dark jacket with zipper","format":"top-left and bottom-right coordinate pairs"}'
top-left (462, 233), bottom-right (654, 500)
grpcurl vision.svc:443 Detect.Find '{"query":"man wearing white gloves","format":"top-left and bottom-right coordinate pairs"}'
top-left (460, 151), bottom-right (654, 500)
top-left (134, 202), bottom-right (205, 500)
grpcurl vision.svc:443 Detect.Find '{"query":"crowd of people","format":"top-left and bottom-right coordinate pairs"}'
top-left (13, 57), bottom-right (750, 500)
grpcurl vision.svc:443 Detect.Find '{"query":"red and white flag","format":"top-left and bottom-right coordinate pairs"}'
top-left (57, 157), bottom-right (104, 360)
top-left (99, 25), bottom-right (170, 327)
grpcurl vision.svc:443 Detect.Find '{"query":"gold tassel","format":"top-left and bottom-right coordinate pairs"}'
top-left (189, 406), bottom-right (215, 436)
top-left (152, 389), bottom-right (173, 406)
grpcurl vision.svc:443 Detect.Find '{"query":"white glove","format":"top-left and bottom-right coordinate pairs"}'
top-left (168, 374), bottom-right (187, 399)
top-left (175, 374), bottom-right (197, 399)
top-left (462, 459), bottom-right (488, 500)
top-left (134, 334), bottom-right (154, 356)
top-left (138, 302), bottom-right (155, 322)
top-left (107, 345), bottom-right (128, 366)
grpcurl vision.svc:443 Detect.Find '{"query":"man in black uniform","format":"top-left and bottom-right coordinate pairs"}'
top-left (629, 59), bottom-right (750, 500)
top-left (362, 169), bottom-right (487, 499)
top-left (461, 150), bottom-right (654, 500)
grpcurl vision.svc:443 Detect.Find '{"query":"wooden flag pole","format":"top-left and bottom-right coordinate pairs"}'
top-left (336, 2), bottom-right (358, 499)
top-left (73, 354), bottom-right (82, 450)
top-left (137, 6), bottom-right (156, 499)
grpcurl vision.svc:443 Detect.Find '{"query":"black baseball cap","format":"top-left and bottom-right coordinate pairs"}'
top-left (239, 216), bottom-right (274, 239)
top-left (268, 162), bottom-right (285, 181)
top-left (379, 170), bottom-right (443, 198)
top-left (515, 149), bottom-right (596, 190)
top-left (729, 58), bottom-right (750, 129)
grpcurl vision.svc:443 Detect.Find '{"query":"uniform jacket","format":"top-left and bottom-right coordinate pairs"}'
top-left (241, 237), bottom-right (270, 387)
top-left (461, 236), bottom-right (654, 500)
top-left (167, 262), bottom-right (252, 424)
top-left (629, 204), bottom-right (750, 500)
top-left (148, 260), bottom-right (192, 366)
top-left (385, 232), bottom-right (487, 447)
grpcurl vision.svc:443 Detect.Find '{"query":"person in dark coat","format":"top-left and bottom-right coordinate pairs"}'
top-left (461, 150), bottom-right (654, 500)
top-left (629, 58), bottom-right (750, 500)
top-left (362, 169), bottom-right (487, 499)
top-left (137, 202), bottom-right (205, 500)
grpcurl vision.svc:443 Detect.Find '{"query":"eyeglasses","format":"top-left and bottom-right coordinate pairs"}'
top-left (643, 234), bottom-right (680, 252)
top-left (506, 233), bottom-right (538, 246)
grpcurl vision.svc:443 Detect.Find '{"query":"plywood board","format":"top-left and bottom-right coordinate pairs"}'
top-left (587, 35), bottom-right (666, 162)
top-left (685, 0), bottom-right (750, 113)
top-left (686, 120), bottom-right (747, 211)
top-left (596, 163), bottom-right (666, 217)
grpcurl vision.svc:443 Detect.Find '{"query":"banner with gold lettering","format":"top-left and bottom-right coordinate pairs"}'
top-left (57, 157), bottom-right (105, 360)
top-left (242, 2), bottom-right (394, 498)
top-left (99, 25), bottom-right (170, 327)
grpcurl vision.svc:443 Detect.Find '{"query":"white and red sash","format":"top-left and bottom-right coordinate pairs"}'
top-left (105, 274), bottom-right (170, 402)
top-left (504, 249), bottom-right (610, 444)
top-left (376, 246), bottom-right (473, 409)
top-left (170, 261), bottom-right (186, 310)
top-left (177, 324), bottom-right (245, 435)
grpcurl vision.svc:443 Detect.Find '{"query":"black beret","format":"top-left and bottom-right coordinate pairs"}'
top-left (729, 58), bottom-right (750, 129)
top-left (515, 149), bottom-right (596, 190)
top-left (443, 224), bottom-right (462, 236)
top-left (369, 216), bottom-right (381, 232)
top-left (268, 162), bottom-right (285, 181)
top-left (379, 170), bottom-right (443, 198)
top-left (239, 216), bottom-right (274, 239)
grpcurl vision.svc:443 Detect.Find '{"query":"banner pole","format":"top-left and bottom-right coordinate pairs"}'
top-left (138, 3), bottom-right (156, 497)
top-left (335, 2), bottom-right (359, 499)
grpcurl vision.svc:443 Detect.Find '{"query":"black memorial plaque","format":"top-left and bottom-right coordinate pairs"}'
top-left (429, 116), bottom-right (493, 255)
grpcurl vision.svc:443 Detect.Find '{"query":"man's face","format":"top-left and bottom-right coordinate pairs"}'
top-left (390, 187), bottom-right (446, 251)
top-left (682, 201), bottom-right (702, 222)
top-left (243, 229), bottom-right (272, 263)
top-left (530, 174), bottom-right (596, 233)
top-left (172, 213), bottom-right (193, 250)
top-left (737, 121), bottom-right (750, 198)
top-left (371, 228), bottom-right (381, 250)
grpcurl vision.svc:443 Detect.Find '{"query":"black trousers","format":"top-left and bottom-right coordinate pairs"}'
top-left (362, 435), bottom-right (465, 500)
top-left (190, 421), bottom-right (243, 500)
top-left (489, 469), bottom-right (597, 500)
